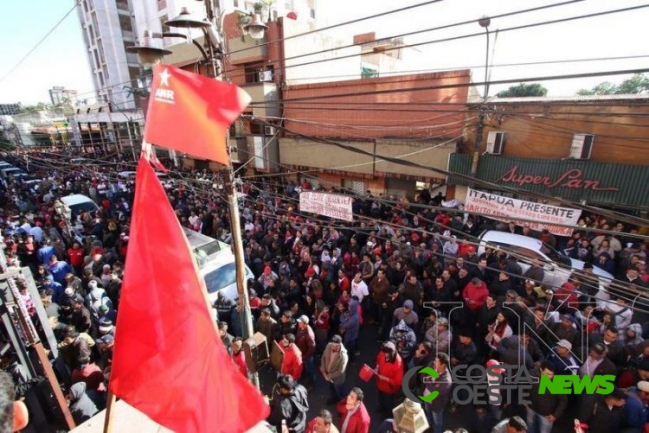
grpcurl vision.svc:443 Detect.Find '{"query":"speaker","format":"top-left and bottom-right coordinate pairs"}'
top-left (243, 332), bottom-right (269, 373)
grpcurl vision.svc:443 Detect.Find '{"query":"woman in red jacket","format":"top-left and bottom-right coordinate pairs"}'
top-left (375, 341), bottom-right (404, 417)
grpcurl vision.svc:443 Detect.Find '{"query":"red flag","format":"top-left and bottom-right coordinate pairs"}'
top-left (143, 63), bottom-right (251, 166)
top-left (109, 157), bottom-right (269, 433)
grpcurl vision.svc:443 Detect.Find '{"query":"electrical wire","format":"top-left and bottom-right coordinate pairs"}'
top-left (0, 0), bottom-right (83, 82)
top-left (223, 4), bottom-right (647, 81)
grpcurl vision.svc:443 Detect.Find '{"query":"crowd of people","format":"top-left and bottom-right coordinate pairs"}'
top-left (0, 150), bottom-right (648, 432)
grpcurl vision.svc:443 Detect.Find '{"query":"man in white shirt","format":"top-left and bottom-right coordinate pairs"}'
top-left (350, 272), bottom-right (369, 304)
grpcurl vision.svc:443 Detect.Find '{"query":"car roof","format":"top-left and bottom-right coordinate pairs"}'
top-left (479, 230), bottom-right (545, 252)
top-left (61, 194), bottom-right (97, 207)
top-left (199, 250), bottom-right (253, 273)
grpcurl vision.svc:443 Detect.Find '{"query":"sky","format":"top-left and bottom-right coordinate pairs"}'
top-left (1, 0), bottom-right (648, 105)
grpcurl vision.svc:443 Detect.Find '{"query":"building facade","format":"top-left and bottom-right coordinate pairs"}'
top-left (448, 95), bottom-right (649, 210)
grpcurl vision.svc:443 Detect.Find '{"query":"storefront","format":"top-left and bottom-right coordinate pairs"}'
top-left (448, 154), bottom-right (649, 210)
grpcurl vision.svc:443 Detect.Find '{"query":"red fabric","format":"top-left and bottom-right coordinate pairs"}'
top-left (232, 351), bottom-right (248, 378)
top-left (144, 63), bottom-right (251, 166)
top-left (375, 353), bottom-right (404, 394)
top-left (336, 399), bottom-right (371, 433)
top-left (281, 344), bottom-right (304, 381)
top-left (71, 363), bottom-right (106, 392)
top-left (109, 158), bottom-right (268, 433)
top-left (556, 282), bottom-right (578, 306)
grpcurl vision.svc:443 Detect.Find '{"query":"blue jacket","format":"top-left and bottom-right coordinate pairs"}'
top-left (625, 387), bottom-right (649, 429)
top-left (339, 300), bottom-right (360, 342)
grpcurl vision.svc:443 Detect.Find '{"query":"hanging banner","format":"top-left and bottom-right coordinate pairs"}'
top-left (464, 188), bottom-right (581, 236)
top-left (300, 192), bottom-right (353, 222)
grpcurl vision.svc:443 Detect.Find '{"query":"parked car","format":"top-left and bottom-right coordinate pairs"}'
top-left (477, 230), bottom-right (614, 303)
top-left (200, 251), bottom-right (255, 306)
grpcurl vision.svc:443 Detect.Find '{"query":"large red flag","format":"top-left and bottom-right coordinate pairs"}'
top-left (109, 157), bottom-right (269, 432)
top-left (143, 63), bottom-right (251, 166)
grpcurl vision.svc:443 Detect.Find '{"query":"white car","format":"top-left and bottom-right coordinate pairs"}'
top-left (477, 230), bottom-right (614, 304)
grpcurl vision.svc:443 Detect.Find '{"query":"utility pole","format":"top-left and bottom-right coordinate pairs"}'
top-left (472, 17), bottom-right (491, 176)
top-left (163, 0), bottom-right (268, 390)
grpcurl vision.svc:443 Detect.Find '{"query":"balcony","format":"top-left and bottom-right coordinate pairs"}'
top-left (241, 82), bottom-right (280, 118)
top-left (227, 35), bottom-right (268, 65)
top-left (229, 137), bottom-right (248, 164)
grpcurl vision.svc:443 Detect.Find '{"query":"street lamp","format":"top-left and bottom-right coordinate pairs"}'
top-left (473, 15), bottom-right (491, 157)
top-left (164, 1), bottom-right (264, 389)
top-left (126, 30), bottom-right (172, 67)
top-left (393, 400), bottom-right (429, 433)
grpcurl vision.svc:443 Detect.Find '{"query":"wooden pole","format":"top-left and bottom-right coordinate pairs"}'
top-left (103, 391), bottom-right (117, 433)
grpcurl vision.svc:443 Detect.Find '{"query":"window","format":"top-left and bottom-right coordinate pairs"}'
top-left (93, 49), bottom-right (101, 69)
top-left (233, 0), bottom-right (239, 7)
top-left (310, 8), bottom-right (315, 19)
top-left (158, 0), bottom-right (167, 10)
top-left (128, 67), bottom-right (140, 81)
top-left (203, 263), bottom-right (237, 294)
top-left (88, 24), bottom-right (95, 41)
top-left (119, 15), bottom-right (133, 33)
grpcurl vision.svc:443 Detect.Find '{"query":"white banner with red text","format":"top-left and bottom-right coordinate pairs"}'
top-left (464, 188), bottom-right (582, 236)
top-left (299, 192), bottom-right (353, 222)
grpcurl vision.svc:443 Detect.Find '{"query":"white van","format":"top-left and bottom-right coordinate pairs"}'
top-left (61, 194), bottom-right (100, 220)
top-left (200, 250), bottom-right (255, 304)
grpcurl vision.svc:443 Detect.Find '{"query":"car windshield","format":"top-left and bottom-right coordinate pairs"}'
top-left (203, 262), bottom-right (236, 294)
top-left (69, 202), bottom-right (99, 220)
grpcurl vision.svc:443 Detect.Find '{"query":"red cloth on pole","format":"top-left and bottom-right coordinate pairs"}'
top-left (109, 157), bottom-right (268, 432)
top-left (143, 63), bottom-right (251, 166)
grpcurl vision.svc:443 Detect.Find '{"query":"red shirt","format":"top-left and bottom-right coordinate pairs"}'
top-left (232, 351), bottom-right (248, 377)
top-left (68, 248), bottom-right (85, 267)
top-left (281, 344), bottom-right (303, 381)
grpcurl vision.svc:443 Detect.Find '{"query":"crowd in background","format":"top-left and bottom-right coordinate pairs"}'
top-left (0, 150), bottom-right (648, 432)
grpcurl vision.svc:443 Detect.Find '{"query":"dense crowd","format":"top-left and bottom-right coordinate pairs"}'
top-left (0, 151), bottom-right (648, 432)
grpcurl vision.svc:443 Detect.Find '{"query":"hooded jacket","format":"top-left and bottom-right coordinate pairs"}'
top-left (69, 382), bottom-right (98, 424)
top-left (339, 301), bottom-right (360, 342)
top-left (624, 323), bottom-right (645, 347)
top-left (375, 343), bottom-right (404, 394)
top-left (281, 343), bottom-right (304, 382)
top-left (267, 384), bottom-right (310, 433)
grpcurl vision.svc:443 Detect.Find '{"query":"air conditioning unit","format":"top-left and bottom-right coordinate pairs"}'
top-left (485, 131), bottom-right (506, 155)
top-left (258, 70), bottom-right (273, 82)
top-left (264, 126), bottom-right (276, 135)
top-left (570, 133), bottom-right (594, 159)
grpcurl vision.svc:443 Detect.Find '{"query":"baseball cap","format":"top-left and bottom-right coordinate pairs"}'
top-left (403, 300), bottom-right (414, 309)
top-left (557, 339), bottom-right (572, 351)
top-left (297, 315), bottom-right (309, 324)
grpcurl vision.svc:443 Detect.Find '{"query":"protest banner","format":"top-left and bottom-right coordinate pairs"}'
top-left (299, 192), bottom-right (353, 222)
top-left (464, 188), bottom-right (581, 236)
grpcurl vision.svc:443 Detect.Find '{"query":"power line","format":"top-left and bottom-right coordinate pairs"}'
top-left (223, 3), bottom-right (646, 81)
top-left (223, 0), bottom-right (582, 71)
top-left (0, 0), bottom-right (82, 82)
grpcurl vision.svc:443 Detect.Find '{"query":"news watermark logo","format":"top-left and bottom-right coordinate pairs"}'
top-left (402, 364), bottom-right (616, 405)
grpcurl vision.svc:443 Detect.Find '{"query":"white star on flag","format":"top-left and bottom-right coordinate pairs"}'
top-left (159, 69), bottom-right (171, 87)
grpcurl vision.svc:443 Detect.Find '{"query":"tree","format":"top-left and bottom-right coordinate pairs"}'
top-left (496, 83), bottom-right (548, 98)
top-left (577, 73), bottom-right (649, 95)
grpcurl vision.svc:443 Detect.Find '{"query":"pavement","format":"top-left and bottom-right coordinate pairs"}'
top-left (257, 323), bottom-right (586, 433)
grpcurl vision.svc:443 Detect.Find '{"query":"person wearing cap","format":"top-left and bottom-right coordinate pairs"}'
top-left (525, 361), bottom-right (567, 433)
top-left (546, 339), bottom-right (581, 375)
top-left (579, 342), bottom-right (617, 379)
top-left (424, 318), bottom-right (452, 356)
top-left (296, 315), bottom-right (316, 390)
top-left (578, 387), bottom-right (627, 433)
top-left (96, 334), bottom-right (115, 373)
top-left (491, 416), bottom-right (527, 433)
top-left (320, 335), bottom-right (349, 403)
top-left (544, 314), bottom-right (580, 351)
top-left (42, 274), bottom-right (64, 305)
top-left (623, 380), bottom-right (649, 430)
top-left (392, 299), bottom-right (419, 329)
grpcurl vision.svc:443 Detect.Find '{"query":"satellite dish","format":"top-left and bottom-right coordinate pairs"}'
top-left (286, 11), bottom-right (297, 20)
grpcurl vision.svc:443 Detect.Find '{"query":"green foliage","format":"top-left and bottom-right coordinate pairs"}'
top-left (496, 83), bottom-right (548, 98)
top-left (577, 73), bottom-right (649, 95)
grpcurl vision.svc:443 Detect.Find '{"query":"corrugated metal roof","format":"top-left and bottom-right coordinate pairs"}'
top-left (448, 154), bottom-right (649, 209)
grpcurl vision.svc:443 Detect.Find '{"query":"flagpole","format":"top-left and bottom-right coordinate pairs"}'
top-left (103, 391), bottom-right (117, 433)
